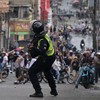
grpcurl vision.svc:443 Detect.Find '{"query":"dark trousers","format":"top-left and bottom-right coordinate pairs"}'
top-left (28, 55), bottom-right (56, 93)
top-left (95, 67), bottom-right (100, 83)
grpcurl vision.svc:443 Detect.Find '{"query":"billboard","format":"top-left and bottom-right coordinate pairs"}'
top-left (10, 21), bottom-right (30, 32)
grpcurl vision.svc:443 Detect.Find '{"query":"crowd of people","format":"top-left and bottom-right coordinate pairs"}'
top-left (0, 20), bottom-right (99, 98)
top-left (0, 18), bottom-right (99, 85)
top-left (0, 0), bottom-right (99, 99)
top-left (0, 43), bottom-right (100, 85)
top-left (0, 0), bottom-right (99, 98)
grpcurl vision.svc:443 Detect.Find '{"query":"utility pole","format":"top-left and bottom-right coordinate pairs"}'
top-left (7, 11), bottom-right (10, 50)
top-left (93, 0), bottom-right (97, 50)
top-left (0, 14), bottom-right (2, 49)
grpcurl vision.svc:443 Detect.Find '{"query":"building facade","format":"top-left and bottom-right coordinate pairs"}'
top-left (0, 0), bottom-right (9, 50)
top-left (9, 0), bottom-right (33, 50)
top-left (0, 0), bottom-right (51, 50)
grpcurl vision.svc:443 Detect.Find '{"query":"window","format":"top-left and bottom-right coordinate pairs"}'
top-left (13, 7), bottom-right (19, 18)
top-left (23, 7), bottom-right (29, 19)
top-left (10, 7), bottom-right (19, 18)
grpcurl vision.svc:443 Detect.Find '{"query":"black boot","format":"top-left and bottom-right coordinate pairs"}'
top-left (29, 92), bottom-right (43, 98)
top-left (50, 89), bottom-right (58, 96)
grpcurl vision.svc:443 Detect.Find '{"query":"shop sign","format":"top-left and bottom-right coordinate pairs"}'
top-left (10, 21), bottom-right (30, 32)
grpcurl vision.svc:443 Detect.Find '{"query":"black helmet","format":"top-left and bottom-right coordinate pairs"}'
top-left (32, 20), bottom-right (44, 34)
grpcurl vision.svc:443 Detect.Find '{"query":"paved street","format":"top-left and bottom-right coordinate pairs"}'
top-left (0, 0), bottom-right (99, 100)
top-left (0, 74), bottom-right (100, 100)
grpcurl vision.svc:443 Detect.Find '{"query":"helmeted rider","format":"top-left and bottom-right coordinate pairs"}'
top-left (80, 39), bottom-right (85, 50)
top-left (75, 51), bottom-right (95, 88)
top-left (28, 20), bottom-right (58, 98)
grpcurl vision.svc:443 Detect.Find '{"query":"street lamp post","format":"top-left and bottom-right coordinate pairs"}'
top-left (0, 14), bottom-right (2, 49)
top-left (96, 0), bottom-right (100, 50)
top-left (6, 11), bottom-right (10, 50)
top-left (43, 0), bottom-right (45, 25)
top-left (92, 0), bottom-right (97, 50)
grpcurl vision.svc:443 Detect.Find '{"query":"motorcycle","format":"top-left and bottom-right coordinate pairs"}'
top-left (2, 66), bottom-right (9, 79)
top-left (75, 64), bottom-right (95, 89)
top-left (80, 43), bottom-right (85, 50)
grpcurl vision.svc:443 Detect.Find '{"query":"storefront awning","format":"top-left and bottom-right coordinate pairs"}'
top-left (10, 32), bottom-right (29, 35)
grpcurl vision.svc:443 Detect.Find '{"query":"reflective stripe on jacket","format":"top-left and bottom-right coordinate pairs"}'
top-left (37, 33), bottom-right (54, 56)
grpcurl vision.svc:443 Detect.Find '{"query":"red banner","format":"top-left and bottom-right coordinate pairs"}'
top-left (40, 0), bottom-right (50, 21)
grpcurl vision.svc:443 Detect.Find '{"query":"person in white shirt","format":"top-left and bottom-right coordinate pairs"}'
top-left (23, 58), bottom-right (37, 84)
top-left (52, 58), bottom-right (61, 83)
top-left (14, 51), bottom-right (25, 84)
top-left (2, 51), bottom-right (8, 68)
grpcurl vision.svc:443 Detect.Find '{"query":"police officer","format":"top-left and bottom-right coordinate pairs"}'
top-left (28, 20), bottom-right (58, 98)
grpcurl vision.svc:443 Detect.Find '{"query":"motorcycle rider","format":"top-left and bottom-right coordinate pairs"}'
top-left (80, 39), bottom-right (85, 51)
top-left (28, 20), bottom-right (58, 97)
top-left (75, 51), bottom-right (94, 88)
top-left (70, 56), bottom-right (79, 82)
top-left (81, 51), bottom-right (93, 65)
